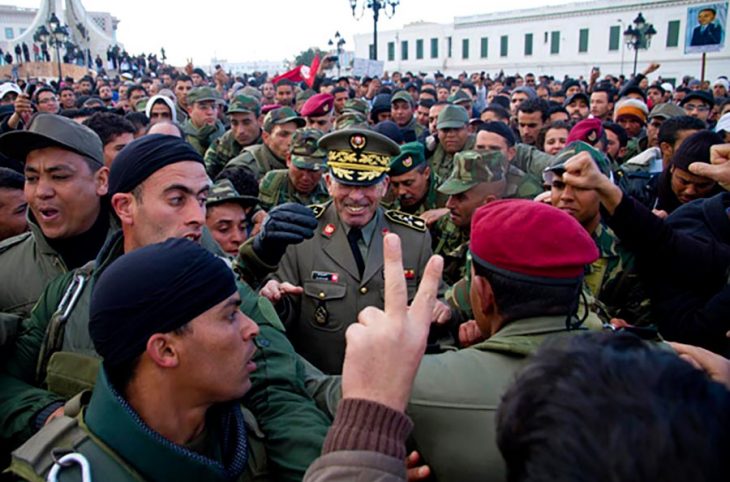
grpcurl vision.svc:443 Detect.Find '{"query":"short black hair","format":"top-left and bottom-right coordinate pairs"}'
top-left (536, 120), bottom-right (572, 151)
top-left (331, 86), bottom-right (348, 96)
top-left (126, 85), bottom-right (148, 100)
top-left (481, 105), bottom-right (511, 122)
top-left (59, 86), bottom-right (74, 94)
top-left (0, 166), bottom-right (24, 190)
top-left (215, 166), bottom-right (259, 198)
top-left (32, 87), bottom-right (56, 103)
top-left (603, 121), bottom-right (628, 148)
top-left (591, 85), bottom-right (615, 103)
top-left (418, 98), bottom-right (435, 109)
top-left (124, 111), bottom-right (149, 131)
top-left (461, 82), bottom-right (477, 97)
top-left (658, 115), bottom-right (706, 146)
top-left (547, 105), bottom-right (569, 119)
top-left (497, 331), bottom-right (730, 482)
top-left (275, 79), bottom-right (295, 88)
top-left (517, 98), bottom-right (549, 122)
top-left (83, 112), bottom-right (136, 146)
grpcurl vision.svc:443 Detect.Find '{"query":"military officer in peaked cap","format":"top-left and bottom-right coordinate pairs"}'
top-left (260, 128), bottom-right (447, 374)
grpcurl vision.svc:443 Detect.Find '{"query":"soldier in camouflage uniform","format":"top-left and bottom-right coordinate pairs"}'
top-left (180, 86), bottom-right (226, 156)
top-left (223, 107), bottom-right (305, 180)
top-left (390, 90), bottom-right (426, 140)
top-left (427, 104), bottom-right (475, 180)
top-left (258, 128), bottom-right (330, 210)
top-left (475, 122), bottom-right (545, 199)
top-left (384, 141), bottom-right (448, 218)
top-left (204, 95), bottom-right (263, 179)
top-left (206, 178), bottom-right (260, 257)
top-left (544, 141), bottom-right (649, 324)
top-left (432, 150), bottom-right (507, 285)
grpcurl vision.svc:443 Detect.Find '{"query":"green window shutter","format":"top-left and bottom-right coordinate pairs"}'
top-left (430, 38), bottom-right (438, 58)
top-left (480, 37), bottom-right (488, 58)
top-left (416, 39), bottom-right (424, 59)
top-left (609, 25), bottom-right (620, 51)
top-left (524, 33), bottom-right (533, 56)
top-left (550, 31), bottom-right (560, 54)
top-left (579, 28), bottom-right (589, 53)
top-left (667, 20), bottom-right (680, 47)
top-left (401, 40), bottom-right (408, 60)
top-left (388, 42), bottom-right (395, 61)
top-left (500, 35), bottom-right (508, 57)
top-left (462, 38), bottom-right (469, 59)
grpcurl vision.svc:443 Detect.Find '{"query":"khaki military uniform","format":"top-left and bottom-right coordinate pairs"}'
top-left (181, 119), bottom-right (226, 156)
top-left (505, 163), bottom-right (545, 199)
top-left (274, 202), bottom-right (435, 374)
top-left (431, 214), bottom-right (469, 286)
top-left (258, 170), bottom-right (330, 211)
top-left (513, 142), bottom-right (554, 178)
top-left (204, 129), bottom-right (262, 179)
top-left (428, 134), bottom-right (475, 180)
top-left (383, 173), bottom-right (447, 216)
top-left (225, 144), bottom-right (287, 180)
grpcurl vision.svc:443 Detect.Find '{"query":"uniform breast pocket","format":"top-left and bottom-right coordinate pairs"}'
top-left (303, 280), bottom-right (348, 332)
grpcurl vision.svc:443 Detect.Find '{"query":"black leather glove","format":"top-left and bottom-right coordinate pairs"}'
top-left (252, 203), bottom-right (318, 266)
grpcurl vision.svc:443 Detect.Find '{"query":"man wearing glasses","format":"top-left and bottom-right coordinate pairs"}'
top-left (680, 90), bottom-right (714, 125)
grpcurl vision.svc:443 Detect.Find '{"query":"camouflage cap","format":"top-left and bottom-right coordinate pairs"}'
top-left (296, 89), bottom-right (317, 103)
top-left (206, 178), bottom-right (258, 208)
top-left (187, 86), bottom-right (224, 105)
top-left (343, 98), bottom-right (370, 116)
top-left (319, 128), bottom-right (400, 186)
top-left (241, 86), bottom-right (263, 101)
top-left (438, 150), bottom-right (506, 195)
top-left (447, 90), bottom-right (471, 105)
top-left (437, 104), bottom-right (469, 129)
top-left (543, 141), bottom-right (612, 185)
top-left (290, 128), bottom-right (328, 170)
top-left (391, 90), bottom-right (414, 107)
top-left (334, 112), bottom-right (369, 130)
top-left (389, 142), bottom-right (426, 176)
top-left (262, 106), bottom-right (305, 133)
top-left (228, 95), bottom-right (260, 117)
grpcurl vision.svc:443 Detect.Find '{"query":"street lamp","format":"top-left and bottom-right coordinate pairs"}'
top-left (623, 12), bottom-right (657, 76)
top-left (35, 12), bottom-right (69, 82)
top-left (350, 0), bottom-right (400, 61)
top-left (328, 31), bottom-right (347, 75)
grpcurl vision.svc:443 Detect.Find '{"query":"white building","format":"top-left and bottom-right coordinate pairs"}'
top-left (353, 0), bottom-right (730, 82)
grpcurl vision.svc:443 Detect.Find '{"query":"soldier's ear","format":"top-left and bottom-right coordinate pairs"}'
top-left (111, 192), bottom-right (135, 225)
top-left (146, 333), bottom-right (180, 369)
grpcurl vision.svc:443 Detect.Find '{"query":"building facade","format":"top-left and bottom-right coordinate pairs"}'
top-left (353, 0), bottom-right (729, 82)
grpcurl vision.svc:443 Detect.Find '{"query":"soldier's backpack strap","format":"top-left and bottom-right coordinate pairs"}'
top-left (7, 393), bottom-right (145, 482)
top-left (385, 209), bottom-right (427, 232)
top-left (36, 260), bottom-right (97, 385)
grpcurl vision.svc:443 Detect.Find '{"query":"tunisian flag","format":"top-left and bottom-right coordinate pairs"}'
top-left (272, 54), bottom-right (320, 87)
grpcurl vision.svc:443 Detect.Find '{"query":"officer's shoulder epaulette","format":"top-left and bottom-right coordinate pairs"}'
top-left (385, 209), bottom-right (427, 232)
top-left (309, 202), bottom-right (329, 219)
top-left (0, 231), bottom-right (32, 256)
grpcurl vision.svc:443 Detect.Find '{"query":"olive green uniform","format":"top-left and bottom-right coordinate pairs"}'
top-left (204, 129), bottom-right (262, 179)
top-left (505, 163), bottom-right (546, 200)
top-left (383, 173), bottom-right (447, 215)
top-left (431, 214), bottom-right (469, 286)
top-left (258, 170), bottom-right (330, 211)
top-left (428, 134), bottom-right (475, 181)
top-left (181, 119), bottom-right (226, 156)
top-left (225, 144), bottom-right (287, 181)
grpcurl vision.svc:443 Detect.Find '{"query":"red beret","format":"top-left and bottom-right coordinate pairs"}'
top-left (261, 103), bottom-right (282, 115)
top-left (301, 93), bottom-right (334, 117)
top-left (566, 118), bottom-right (604, 146)
top-left (470, 200), bottom-right (598, 280)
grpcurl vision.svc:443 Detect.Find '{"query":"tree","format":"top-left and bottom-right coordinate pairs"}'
top-left (294, 47), bottom-right (322, 67)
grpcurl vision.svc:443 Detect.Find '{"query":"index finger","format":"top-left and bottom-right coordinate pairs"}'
top-left (710, 144), bottom-right (730, 165)
top-left (383, 233), bottom-right (407, 317)
top-left (409, 255), bottom-right (443, 326)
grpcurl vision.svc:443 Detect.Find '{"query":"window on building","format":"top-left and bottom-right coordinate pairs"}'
top-left (5, 28), bottom-right (14, 40)
top-left (667, 20), bottom-right (680, 47)
top-left (579, 28), bottom-right (589, 53)
top-left (550, 31), bottom-right (560, 54)
top-left (388, 42), bottom-right (395, 61)
top-left (416, 39), bottom-right (424, 59)
top-left (447, 36), bottom-right (453, 58)
top-left (609, 25), bottom-right (620, 51)
top-left (19, 28), bottom-right (26, 35)
top-left (401, 40), bottom-right (408, 60)
top-left (430, 38), bottom-right (438, 58)
top-left (524, 33), bottom-right (533, 56)
top-left (481, 37), bottom-right (488, 58)
top-left (462, 38), bottom-right (469, 59)
top-left (500, 35), bottom-right (508, 57)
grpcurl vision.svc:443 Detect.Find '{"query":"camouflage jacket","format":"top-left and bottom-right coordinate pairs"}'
top-left (204, 130), bottom-right (262, 179)
top-left (383, 172), bottom-right (448, 215)
top-left (512, 143), bottom-right (554, 178)
top-left (258, 170), bottom-right (330, 211)
top-left (224, 144), bottom-right (287, 181)
top-left (431, 214), bottom-right (469, 286)
top-left (505, 164), bottom-right (545, 200)
top-left (181, 119), bottom-right (226, 156)
top-left (428, 135), bottom-right (476, 180)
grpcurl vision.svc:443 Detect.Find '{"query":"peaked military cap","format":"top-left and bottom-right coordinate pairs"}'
top-left (391, 90), bottom-right (414, 107)
top-left (296, 89), bottom-right (318, 104)
top-left (389, 142), bottom-right (426, 176)
top-left (437, 104), bottom-right (469, 129)
top-left (334, 112), bottom-right (369, 131)
top-left (206, 178), bottom-right (258, 208)
top-left (228, 95), bottom-right (260, 117)
top-left (343, 98), bottom-right (370, 116)
top-left (263, 106), bottom-right (305, 133)
top-left (319, 128), bottom-right (400, 186)
top-left (290, 128), bottom-right (328, 170)
top-left (447, 90), bottom-right (471, 105)
top-left (543, 141), bottom-right (612, 185)
top-left (187, 86), bottom-right (224, 105)
top-left (438, 150), bottom-right (506, 195)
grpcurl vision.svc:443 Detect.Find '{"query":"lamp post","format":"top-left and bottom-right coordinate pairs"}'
top-left (350, 0), bottom-right (400, 61)
top-left (34, 12), bottom-right (69, 82)
top-left (328, 31), bottom-right (347, 76)
top-left (623, 12), bottom-right (657, 76)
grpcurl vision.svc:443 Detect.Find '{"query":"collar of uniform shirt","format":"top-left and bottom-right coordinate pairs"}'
top-left (343, 209), bottom-right (380, 256)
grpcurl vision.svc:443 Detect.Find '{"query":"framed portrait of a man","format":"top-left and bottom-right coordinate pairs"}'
top-left (686, 2), bottom-right (727, 53)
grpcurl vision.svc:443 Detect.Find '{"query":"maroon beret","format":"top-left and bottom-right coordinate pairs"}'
top-left (566, 118), bottom-right (604, 146)
top-left (301, 93), bottom-right (334, 117)
top-left (261, 103), bottom-right (282, 115)
top-left (470, 200), bottom-right (598, 280)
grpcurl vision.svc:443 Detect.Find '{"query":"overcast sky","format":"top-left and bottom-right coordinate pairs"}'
top-left (14, 0), bottom-right (577, 65)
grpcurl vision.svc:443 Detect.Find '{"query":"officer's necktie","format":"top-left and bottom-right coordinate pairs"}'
top-left (347, 227), bottom-right (366, 277)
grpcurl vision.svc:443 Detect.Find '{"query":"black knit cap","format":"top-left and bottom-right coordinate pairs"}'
top-left (89, 238), bottom-right (237, 368)
top-left (108, 134), bottom-right (204, 196)
top-left (670, 130), bottom-right (723, 171)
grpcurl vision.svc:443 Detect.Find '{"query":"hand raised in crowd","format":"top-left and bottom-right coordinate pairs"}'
top-left (259, 279), bottom-right (303, 303)
top-left (342, 233), bottom-right (443, 412)
top-left (642, 62), bottom-right (661, 76)
top-left (420, 208), bottom-right (449, 227)
top-left (669, 342), bottom-right (730, 390)
top-left (562, 151), bottom-right (623, 214)
top-left (252, 203), bottom-right (318, 266)
top-left (8, 93), bottom-right (32, 129)
top-left (458, 319), bottom-right (486, 347)
top-left (689, 143), bottom-right (730, 191)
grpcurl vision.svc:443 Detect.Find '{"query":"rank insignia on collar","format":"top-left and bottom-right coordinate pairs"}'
top-left (404, 269), bottom-right (416, 280)
top-left (322, 223), bottom-right (336, 237)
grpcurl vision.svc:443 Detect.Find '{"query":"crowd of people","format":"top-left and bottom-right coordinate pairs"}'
top-left (0, 54), bottom-right (729, 481)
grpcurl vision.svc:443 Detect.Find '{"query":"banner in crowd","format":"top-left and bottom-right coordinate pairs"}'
top-left (685, 2), bottom-right (728, 53)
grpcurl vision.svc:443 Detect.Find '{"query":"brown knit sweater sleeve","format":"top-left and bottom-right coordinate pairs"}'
top-left (322, 398), bottom-right (414, 460)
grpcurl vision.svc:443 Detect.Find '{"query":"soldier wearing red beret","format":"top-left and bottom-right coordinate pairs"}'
top-left (301, 93), bottom-right (335, 133)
